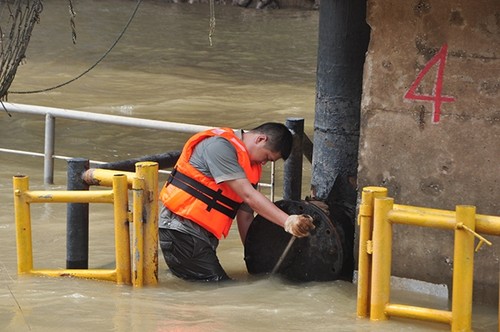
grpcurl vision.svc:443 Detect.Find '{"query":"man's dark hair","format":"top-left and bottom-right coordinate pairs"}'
top-left (250, 122), bottom-right (293, 160)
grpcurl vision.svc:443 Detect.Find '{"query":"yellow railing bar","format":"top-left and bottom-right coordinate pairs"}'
top-left (30, 269), bottom-right (117, 282)
top-left (83, 168), bottom-right (136, 188)
top-left (388, 208), bottom-right (457, 230)
top-left (24, 190), bottom-right (114, 204)
top-left (393, 203), bottom-right (500, 236)
top-left (385, 303), bottom-right (452, 324)
top-left (475, 215), bottom-right (500, 237)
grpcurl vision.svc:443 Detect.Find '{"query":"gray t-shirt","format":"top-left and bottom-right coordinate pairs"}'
top-left (189, 134), bottom-right (246, 183)
top-left (159, 131), bottom-right (252, 247)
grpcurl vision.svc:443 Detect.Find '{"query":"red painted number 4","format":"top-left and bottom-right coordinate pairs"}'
top-left (404, 44), bottom-right (455, 123)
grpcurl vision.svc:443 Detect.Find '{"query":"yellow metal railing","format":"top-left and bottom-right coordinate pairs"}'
top-left (13, 161), bottom-right (158, 287)
top-left (356, 186), bottom-right (500, 332)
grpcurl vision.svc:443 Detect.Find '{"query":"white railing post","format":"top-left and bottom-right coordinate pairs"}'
top-left (44, 113), bottom-right (55, 184)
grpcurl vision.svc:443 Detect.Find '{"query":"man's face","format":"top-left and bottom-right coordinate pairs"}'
top-left (250, 135), bottom-right (282, 165)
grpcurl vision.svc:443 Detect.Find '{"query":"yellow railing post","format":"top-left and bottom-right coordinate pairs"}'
top-left (451, 205), bottom-right (476, 332)
top-left (370, 196), bottom-right (394, 320)
top-left (135, 162), bottom-right (159, 286)
top-left (113, 174), bottom-right (131, 285)
top-left (13, 175), bottom-right (33, 274)
top-left (83, 168), bottom-right (136, 188)
top-left (357, 186), bottom-right (388, 318)
top-left (132, 177), bottom-right (145, 287)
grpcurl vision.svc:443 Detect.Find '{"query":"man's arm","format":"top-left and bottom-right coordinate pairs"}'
top-left (196, 136), bottom-right (313, 237)
top-left (226, 178), bottom-right (289, 228)
top-left (226, 178), bottom-right (315, 238)
top-left (236, 209), bottom-right (254, 244)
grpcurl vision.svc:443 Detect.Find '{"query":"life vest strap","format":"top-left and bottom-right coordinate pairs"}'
top-left (167, 169), bottom-right (241, 219)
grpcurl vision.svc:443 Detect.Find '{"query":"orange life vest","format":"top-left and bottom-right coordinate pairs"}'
top-left (159, 128), bottom-right (262, 239)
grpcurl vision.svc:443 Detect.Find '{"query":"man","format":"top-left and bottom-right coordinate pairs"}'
top-left (159, 122), bottom-right (315, 281)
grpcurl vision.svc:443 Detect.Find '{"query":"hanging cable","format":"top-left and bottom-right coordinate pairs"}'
top-left (208, 0), bottom-right (216, 47)
top-left (0, 0), bottom-right (43, 101)
top-left (68, 0), bottom-right (77, 44)
top-left (10, 0), bottom-right (143, 95)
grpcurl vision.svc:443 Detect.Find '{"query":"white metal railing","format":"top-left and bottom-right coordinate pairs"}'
top-left (1, 102), bottom-right (274, 198)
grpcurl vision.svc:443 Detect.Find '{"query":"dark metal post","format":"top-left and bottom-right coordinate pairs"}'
top-left (311, 0), bottom-right (370, 279)
top-left (66, 158), bottom-right (90, 269)
top-left (98, 150), bottom-right (180, 172)
top-left (283, 118), bottom-right (304, 201)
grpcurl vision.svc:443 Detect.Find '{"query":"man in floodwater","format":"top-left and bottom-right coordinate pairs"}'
top-left (158, 122), bottom-right (315, 281)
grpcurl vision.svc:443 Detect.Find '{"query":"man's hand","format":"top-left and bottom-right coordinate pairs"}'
top-left (284, 214), bottom-right (315, 237)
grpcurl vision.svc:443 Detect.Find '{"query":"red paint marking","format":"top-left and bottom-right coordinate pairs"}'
top-left (404, 44), bottom-right (455, 123)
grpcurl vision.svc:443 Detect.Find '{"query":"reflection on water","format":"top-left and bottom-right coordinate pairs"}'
top-left (0, 0), bottom-right (497, 331)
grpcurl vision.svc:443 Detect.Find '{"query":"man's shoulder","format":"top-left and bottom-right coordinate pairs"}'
top-left (199, 136), bottom-right (237, 156)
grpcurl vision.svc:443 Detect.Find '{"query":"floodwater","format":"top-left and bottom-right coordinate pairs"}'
top-left (0, 0), bottom-right (497, 331)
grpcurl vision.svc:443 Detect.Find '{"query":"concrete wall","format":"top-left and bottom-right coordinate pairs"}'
top-left (358, 0), bottom-right (499, 304)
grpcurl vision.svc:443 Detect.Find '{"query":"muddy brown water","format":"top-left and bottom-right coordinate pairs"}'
top-left (0, 1), bottom-right (496, 331)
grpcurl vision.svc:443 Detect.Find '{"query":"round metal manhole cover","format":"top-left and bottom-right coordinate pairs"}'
top-left (244, 199), bottom-right (344, 281)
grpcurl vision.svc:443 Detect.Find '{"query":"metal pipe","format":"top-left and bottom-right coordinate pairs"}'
top-left (269, 161), bottom-right (275, 202)
top-left (271, 236), bottom-right (296, 274)
top-left (44, 113), bottom-right (55, 184)
top-left (3, 102), bottom-right (212, 133)
top-left (99, 150), bottom-right (180, 172)
top-left (66, 159), bottom-right (90, 269)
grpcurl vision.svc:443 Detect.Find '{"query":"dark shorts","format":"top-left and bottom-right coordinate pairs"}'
top-left (159, 228), bottom-right (230, 282)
